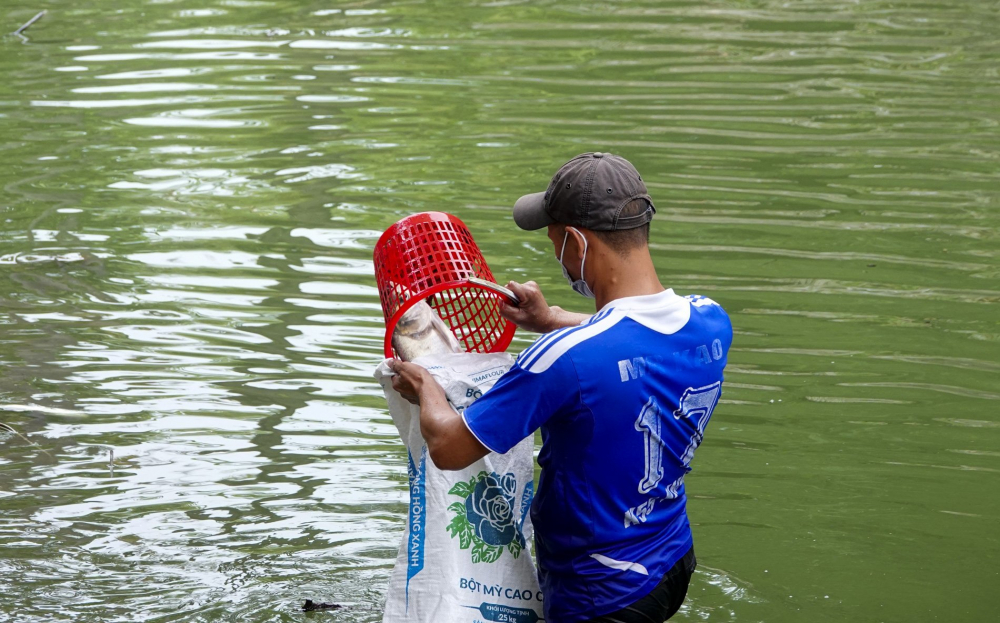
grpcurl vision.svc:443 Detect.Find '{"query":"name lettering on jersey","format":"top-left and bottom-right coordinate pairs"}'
top-left (618, 357), bottom-right (646, 382)
top-left (672, 339), bottom-right (725, 365)
top-left (619, 339), bottom-right (726, 383)
top-left (618, 339), bottom-right (726, 383)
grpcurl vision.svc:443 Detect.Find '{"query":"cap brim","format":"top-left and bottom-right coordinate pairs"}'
top-left (512, 191), bottom-right (554, 230)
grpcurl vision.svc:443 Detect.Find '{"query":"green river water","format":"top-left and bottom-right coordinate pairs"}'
top-left (1, 1), bottom-right (998, 621)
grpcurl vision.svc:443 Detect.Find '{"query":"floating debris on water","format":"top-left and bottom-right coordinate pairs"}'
top-left (302, 600), bottom-right (342, 612)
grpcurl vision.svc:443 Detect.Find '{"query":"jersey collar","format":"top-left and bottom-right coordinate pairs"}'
top-left (597, 289), bottom-right (691, 335)
top-left (598, 288), bottom-right (679, 313)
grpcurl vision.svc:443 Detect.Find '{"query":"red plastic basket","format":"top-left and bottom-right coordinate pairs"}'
top-left (374, 212), bottom-right (516, 359)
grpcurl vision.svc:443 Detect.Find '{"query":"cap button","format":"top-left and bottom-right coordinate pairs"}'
top-left (593, 152), bottom-right (603, 158)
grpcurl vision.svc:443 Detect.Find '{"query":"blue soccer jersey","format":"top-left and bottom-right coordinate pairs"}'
top-left (462, 289), bottom-right (732, 623)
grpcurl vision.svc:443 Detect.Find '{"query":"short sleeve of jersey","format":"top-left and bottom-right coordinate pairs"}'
top-left (462, 352), bottom-right (578, 455)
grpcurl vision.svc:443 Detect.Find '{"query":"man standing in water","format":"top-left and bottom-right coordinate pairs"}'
top-left (390, 153), bottom-right (732, 623)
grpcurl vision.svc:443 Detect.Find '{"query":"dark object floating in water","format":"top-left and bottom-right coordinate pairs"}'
top-left (302, 600), bottom-right (342, 612)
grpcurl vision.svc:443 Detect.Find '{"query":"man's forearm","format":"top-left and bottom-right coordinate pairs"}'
top-left (547, 306), bottom-right (592, 330)
top-left (417, 381), bottom-right (455, 450)
top-left (417, 382), bottom-right (488, 470)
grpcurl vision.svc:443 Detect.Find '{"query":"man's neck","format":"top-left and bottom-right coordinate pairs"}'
top-left (591, 249), bottom-right (665, 311)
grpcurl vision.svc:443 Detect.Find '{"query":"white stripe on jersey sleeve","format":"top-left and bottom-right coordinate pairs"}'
top-left (517, 325), bottom-right (574, 368)
top-left (517, 308), bottom-right (613, 371)
top-left (521, 310), bottom-right (624, 374)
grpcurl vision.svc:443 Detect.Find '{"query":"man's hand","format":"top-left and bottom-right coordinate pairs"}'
top-left (388, 359), bottom-right (489, 471)
top-left (500, 281), bottom-right (559, 333)
top-left (389, 359), bottom-right (434, 404)
top-left (500, 280), bottom-right (591, 333)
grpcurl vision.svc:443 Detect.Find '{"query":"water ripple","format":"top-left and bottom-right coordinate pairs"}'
top-left (1, 0), bottom-right (998, 621)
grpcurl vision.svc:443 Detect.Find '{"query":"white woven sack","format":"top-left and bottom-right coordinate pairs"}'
top-left (375, 352), bottom-right (543, 623)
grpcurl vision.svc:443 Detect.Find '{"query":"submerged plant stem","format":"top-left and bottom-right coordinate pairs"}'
top-left (14, 10), bottom-right (47, 36)
top-left (0, 421), bottom-right (53, 457)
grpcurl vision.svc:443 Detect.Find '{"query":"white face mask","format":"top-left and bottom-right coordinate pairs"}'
top-left (559, 227), bottom-right (595, 299)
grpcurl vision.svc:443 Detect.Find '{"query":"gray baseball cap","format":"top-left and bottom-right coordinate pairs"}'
top-left (512, 152), bottom-right (655, 231)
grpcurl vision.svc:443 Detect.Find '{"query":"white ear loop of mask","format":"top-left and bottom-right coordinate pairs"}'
top-left (559, 227), bottom-right (595, 299)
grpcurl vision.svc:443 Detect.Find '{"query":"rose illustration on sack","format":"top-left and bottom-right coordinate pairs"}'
top-left (465, 473), bottom-right (517, 546)
top-left (446, 471), bottom-right (527, 564)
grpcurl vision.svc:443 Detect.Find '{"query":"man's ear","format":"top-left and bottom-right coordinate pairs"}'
top-left (572, 226), bottom-right (601, 260)
top-left (562, 227), bottom-right (586, 264)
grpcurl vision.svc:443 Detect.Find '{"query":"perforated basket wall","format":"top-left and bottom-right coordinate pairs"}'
top-left (373, 212), bottom-right (516, 359)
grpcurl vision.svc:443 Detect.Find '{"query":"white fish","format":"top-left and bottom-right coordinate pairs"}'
top-left (391, 299), bottom-right (462, 361)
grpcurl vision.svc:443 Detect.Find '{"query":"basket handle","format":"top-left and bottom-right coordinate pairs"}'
top-left (467, 277), bottom-right (520, 306)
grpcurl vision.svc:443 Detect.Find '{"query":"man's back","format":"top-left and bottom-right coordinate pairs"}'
top-left (464, 289), bottom-right (732, 622)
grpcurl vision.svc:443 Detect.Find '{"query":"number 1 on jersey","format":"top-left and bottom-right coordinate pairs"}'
top-left (634, 397), bottom-right (663, 494)
top-left (635, 382), bottom-right (722, 495)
